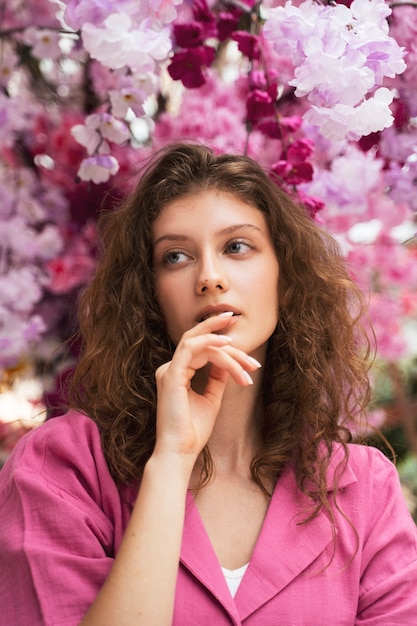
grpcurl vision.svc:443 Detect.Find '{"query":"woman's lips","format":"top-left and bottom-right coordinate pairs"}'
top-left (197, 308), bottom-right (241, 323)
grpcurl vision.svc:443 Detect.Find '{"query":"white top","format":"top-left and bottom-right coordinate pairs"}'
top-left (221, 563), bottom-right (249, 598)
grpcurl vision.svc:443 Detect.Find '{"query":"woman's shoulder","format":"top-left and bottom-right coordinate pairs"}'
top-left (346, 440), bottom-right (395, 467)
top-left (325, 441), bottom-right (400, 495)
top-left (0, 410), bottom-right (113, 498)
top-left (4, 409), bottom-right (99, 462)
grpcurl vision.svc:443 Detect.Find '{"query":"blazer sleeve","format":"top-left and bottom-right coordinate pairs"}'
top-left (0, 413), bottom-right (127, 626)
top-left (355, 448), bottom-right (417, 625)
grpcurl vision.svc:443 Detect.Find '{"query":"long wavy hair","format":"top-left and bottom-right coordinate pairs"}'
top-left (69, 142), bottom-right (373, 518)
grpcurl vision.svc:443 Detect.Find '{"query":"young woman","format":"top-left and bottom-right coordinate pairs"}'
top-left (0, 143), bottom-right (416, 625)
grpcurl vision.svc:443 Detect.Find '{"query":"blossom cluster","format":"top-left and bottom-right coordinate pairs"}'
top-left (264, 0), bottom-right (406, 140)
top-left (0, 0), bottom-right (416, 383)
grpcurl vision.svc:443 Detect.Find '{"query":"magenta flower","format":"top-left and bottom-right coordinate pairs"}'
top-left (217, 11), bottom-right (241, 42)
top-left (246, 85), bottom-right (277, 124)
top-left (271, 160), bottom-right (314, 186)
top-left (297, 191), bottom-right (325, 218)
top-left (192, 0), bottom-right (217, 40)
top-left (256, 115), bottom-right (303, 139)
top-left (173, 22), bottom-right (204, 48)
top-left (271, 138), bottom-right (315, 186)
top-left (287, 138), bottom-right (315, 164)
top-left (232, 31), bottom-right (260, 61)
top-left (168, 45), bottom-right (216, 88)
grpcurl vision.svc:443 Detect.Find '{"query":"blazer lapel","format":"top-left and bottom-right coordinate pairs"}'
top-left (235, 453), bottom-right (358, 621)
top-left (180, 490), bottom-right (241, 623)
top-left (180, 445), bottom-right (358, 623)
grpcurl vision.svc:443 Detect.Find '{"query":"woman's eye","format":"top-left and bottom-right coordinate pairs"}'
top-left (163, 250), bottom-right (188, 265)
top-left (226, 240), bottom-right (251, 255)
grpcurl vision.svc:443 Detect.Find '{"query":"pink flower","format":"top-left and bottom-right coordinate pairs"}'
top-left (46, 251), bottom-right (96, 294)
top-left (168, 45), bottom-right (216, 88)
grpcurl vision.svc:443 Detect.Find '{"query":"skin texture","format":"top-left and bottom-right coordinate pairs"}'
top-left (152, 190), bottom-right (280, 361)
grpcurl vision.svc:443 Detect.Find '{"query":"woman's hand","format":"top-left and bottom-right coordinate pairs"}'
top-left (153, 313), bottom-right (261, 465)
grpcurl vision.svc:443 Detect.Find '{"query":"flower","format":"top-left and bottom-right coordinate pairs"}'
top-left (23, 27), bottom-right (63, 60)
top-left (0, 49), bottom-right (19, 88)
top-left (264, 0), bottom-right (406, 141)
top-left (173, 22), bottom-right (204, 48)
top-left (271, 138), bottom-right (315, 185)
top-left (81, 13), bottom-right (172, 73)
top-left (77, 155), bottom-right (120, 183)
top-left (168, 45), bottom-right (216, 88)
top-left (246, 85), bottom-right (278, 124)
top-left (71, 112), bottom-right (130, 156)
top-left (232, 31), bottom-right (260, 61)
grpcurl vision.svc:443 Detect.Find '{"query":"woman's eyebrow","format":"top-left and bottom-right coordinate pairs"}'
top-left (153, 224), bottom-right (263, 247)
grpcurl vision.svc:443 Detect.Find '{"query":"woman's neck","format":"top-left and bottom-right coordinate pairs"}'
top-left (192, 366), bottom-right (264, 475)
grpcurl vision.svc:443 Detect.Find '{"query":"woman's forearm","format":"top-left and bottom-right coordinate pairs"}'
top-left (80, 451), bottom-right (194, 626)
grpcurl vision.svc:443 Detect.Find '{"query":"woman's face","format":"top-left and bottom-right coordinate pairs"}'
top-left (152, 190), bottom-right (279, 362)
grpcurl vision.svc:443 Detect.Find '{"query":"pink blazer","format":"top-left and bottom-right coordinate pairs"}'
top-left (175, 451), bottom-right (417, 624)
top-left (0, 411), bottom-right (416, 625)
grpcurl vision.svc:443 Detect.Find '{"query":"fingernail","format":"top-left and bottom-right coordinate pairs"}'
top-left (218, 311), bottom-right (234, 318)
top-left (247, 356), bottom-right (262, 368)
top-left (242, 371), bottom-right (254, 385)
top-left (218, 335), bottom-right (233, 342)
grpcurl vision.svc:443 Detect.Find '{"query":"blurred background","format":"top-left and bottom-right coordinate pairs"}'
top-left (0, 0), bottom-right (416, 519)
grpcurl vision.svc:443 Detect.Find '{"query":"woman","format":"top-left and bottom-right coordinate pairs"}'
top-left (0, 143), bottom-right (416, 625)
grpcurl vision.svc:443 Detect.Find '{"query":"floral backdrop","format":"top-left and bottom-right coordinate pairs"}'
top-left (0, 0), bottom-right (416, 513)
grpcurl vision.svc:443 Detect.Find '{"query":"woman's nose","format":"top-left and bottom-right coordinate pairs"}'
top-left (195, 255), bottom-right (229, 294)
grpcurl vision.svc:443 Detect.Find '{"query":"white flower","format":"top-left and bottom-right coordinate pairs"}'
top-left (77, 155), bottom-right (120, 184)
top-left (34, 225), bottom-right (64, 261)
top-left (0, 48), bottom-right (19, 88)
top-left (71, 121), bottom-right (102, 155)
top-left (292, 49), bottom-right (374, 107)
top-left (81, 14), bottom-right (172, 73)
top-left (23, 27), bottom-right (62, 61)
top-left (72, 112), bottom-right (130, 153)
top-left (98, 113), bottom-right (130, 144)
top-left (348, 87), bottom-right (394, 138)
top-left (0, 267), bottom-right (43, 313)
top-left (109, 72), bottom-right (159, 117)
top-left (264, 0), bottom-right (405, 141)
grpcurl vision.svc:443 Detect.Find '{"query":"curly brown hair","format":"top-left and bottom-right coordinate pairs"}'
top-left (69, 142), bottom-right (373, 517)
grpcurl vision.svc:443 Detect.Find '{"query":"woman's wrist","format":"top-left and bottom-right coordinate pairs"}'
top-left (145, 448), bottom-right (196, 488)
